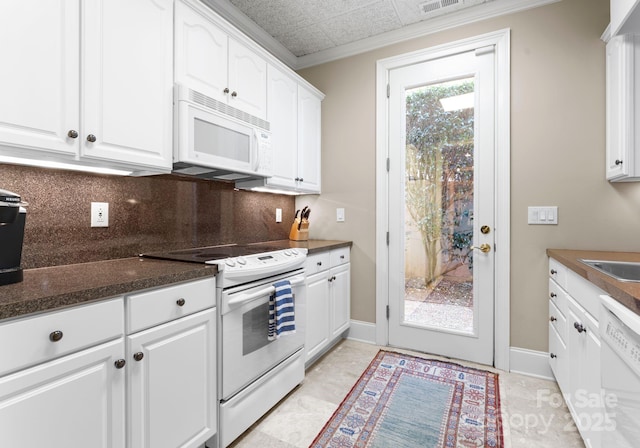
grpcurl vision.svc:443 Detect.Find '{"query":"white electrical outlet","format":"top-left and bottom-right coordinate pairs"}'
top-left (275, 208), bottom-right (282, 223)
top-left (91, 202), bottom-right (109, 227)
top-left (336, 208), bottom-right (345, 222)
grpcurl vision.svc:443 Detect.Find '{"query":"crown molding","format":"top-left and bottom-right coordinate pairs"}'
top-left (201, 0), bottom-right (561, 70)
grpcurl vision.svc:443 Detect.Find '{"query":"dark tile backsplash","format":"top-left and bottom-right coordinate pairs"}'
top-left (0, 164), bottom-right (295, 269)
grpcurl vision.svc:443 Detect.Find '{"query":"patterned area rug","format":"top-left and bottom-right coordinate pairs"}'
top-left (310, 350), bottom-right (503, 448)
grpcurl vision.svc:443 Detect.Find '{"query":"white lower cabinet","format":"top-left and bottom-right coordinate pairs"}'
top-left (305, 247), bottom-right (350, 365)
top-left (0, 298), bottom-right (126, 448)
top-left (126, 277), bottom-right (217, 448)
top-left (0, 276), bottom-right (217, 448)
top-left (548, 259), bottom-right (603, 448)
top-left (127, 309), bottom-right (216, 448)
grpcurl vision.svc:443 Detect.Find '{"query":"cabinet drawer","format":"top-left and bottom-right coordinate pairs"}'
top-left (549, 299), bottom-right (566, 342)
top-left (0, 298), bottom-right (124, 376)
top-left (565, 269), bottom-right (603, 321)
top-left (549, 258), bottom-right (567, 288)
top-left (305, 252), bottom-right (331, 275)
top-left (330, 247), bottom-right (350, 267)
top-left (548, 279), bottom-right (568, 316)
top-left (127, 277), bottom-right (215, 334)
top-left (549, 323), bottom-right (568, 392)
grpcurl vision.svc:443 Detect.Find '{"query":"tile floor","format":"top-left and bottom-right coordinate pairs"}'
top-left (229, 339), bottom-right (585, 448)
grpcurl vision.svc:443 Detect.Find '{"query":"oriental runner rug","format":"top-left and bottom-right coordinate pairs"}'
top-left (310, 350), bottom-right (503, 448)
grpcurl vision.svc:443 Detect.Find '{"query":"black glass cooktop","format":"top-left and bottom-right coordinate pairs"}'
top-left (141, 242), bottom-right (287, 263)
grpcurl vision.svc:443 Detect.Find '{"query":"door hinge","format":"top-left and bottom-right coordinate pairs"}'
top-left (386, 83), bottom-right (390, 98)
top-left (386, 305), bottom-right (389, 319)
top-left (386, 231), bottom-right (389, 245)
top-left (386, 158), bottom-right (390, 172)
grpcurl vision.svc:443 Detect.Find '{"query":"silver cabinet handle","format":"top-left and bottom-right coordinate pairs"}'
top-left (67, 130), bottom-right (78, 139)
top-left (87, 134), bottom-right (97, 143)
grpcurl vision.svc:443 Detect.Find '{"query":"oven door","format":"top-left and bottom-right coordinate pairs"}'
top-left (220, 271), bottom-right (305, 400)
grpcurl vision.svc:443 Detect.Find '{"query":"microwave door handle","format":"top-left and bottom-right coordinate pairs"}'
top-left (252, 129), bottom-right (260, 172)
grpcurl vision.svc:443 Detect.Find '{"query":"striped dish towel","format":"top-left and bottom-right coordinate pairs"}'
top-left (268, 280), bottom-right (295, 341)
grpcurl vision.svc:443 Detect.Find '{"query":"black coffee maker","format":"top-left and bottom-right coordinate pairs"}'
top-left (0, 189), bottom-right (27, 286)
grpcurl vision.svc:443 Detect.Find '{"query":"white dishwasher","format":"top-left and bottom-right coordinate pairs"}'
top-left (600, 294), bottom-right (640, 448)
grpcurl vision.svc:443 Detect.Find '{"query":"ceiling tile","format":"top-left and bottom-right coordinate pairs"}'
top-left (276, 25), bottom-right (337, 57)
top-left (298, 0), bottom-right (383, 22)
top-left (228, 0), bottom-right (315, 38)
top-left (318, 0), bottom-right (403, 47)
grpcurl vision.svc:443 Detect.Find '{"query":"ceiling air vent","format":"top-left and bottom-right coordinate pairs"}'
top-left (419, 0), bottom-right (461, 15)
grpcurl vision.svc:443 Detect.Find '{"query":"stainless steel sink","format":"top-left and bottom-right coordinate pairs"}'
top-left (579, 259), bottom-right (640, 282)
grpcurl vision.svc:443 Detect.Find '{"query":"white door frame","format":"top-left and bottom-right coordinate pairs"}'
top-left (375, 29), bottom-right (511, 371)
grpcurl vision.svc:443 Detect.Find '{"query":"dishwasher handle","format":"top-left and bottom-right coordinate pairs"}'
top-left (227, 276), bottom-right (305, 306)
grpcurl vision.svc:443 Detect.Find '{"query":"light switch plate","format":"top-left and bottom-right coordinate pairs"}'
top-left (528, 206), bottom-right (558, 225)
top-left (336, 208), bottom-right (345, 222)
top-left (275, 208), bottom-right (282, 223)
top-left (91, 202), bottom-right (109, 227)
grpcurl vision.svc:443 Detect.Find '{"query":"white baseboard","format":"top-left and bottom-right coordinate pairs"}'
top-left (346, 320), bottom-right (377, 344)
top-left (346, 322), bottom-right (554, 381)
top-left (509, 347), bottom-right (554, 380)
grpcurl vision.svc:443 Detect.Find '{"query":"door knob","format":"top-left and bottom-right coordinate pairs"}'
top-left (471, 244), bottom-right (491, 253)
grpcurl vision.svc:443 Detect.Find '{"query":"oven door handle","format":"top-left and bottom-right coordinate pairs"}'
top-left (227, 276), bottom-right (306, 306)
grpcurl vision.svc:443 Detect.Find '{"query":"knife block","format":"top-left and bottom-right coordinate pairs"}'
top-left (289, 218), bottom-right (309, 241)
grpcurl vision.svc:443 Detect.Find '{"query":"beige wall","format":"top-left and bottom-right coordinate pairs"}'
top-left (297, 0), bottom-right (640, 352)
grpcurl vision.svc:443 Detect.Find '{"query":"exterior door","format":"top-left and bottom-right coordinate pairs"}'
top-left (388, 47), bottom-right (496, 365)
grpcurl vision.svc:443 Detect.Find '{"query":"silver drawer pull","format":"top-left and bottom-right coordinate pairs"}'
top-left (176, 298), bottom-right (186, 307)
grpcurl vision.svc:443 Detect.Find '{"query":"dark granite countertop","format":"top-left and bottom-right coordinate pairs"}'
top-left (0, 239), bottom-right (352, 322)
top-left (247, 239), bottom-right (352, 254)
top-left (0, 258), bottom-right (217, 321)
top-left (547, 249), bottom-right (640, 316)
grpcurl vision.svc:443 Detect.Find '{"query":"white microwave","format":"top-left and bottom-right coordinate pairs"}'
top-left (173, 84), bottom-right (272, 181)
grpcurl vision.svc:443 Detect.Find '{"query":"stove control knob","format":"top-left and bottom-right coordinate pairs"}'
top-left (291, 249), bottom-right (299, 255)
top-left (237, 257), bottom-right (247, 265)
top-left (283, 250), bottom-right (291, 256)
top-left (225, 259), bottom-right (236, 267)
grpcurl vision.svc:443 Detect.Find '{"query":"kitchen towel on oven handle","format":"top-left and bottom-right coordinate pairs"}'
top-left (268, 280), bottom-right (295, 341)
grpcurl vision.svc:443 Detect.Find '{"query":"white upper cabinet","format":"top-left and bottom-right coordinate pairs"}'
top-left (611, 0), bottom-right (640, 36)
top-left (175, 1), bottom-right (267, 120)
top-left (0, 0), bottom-right (79, 158)
top-left (228, 38), bottom-right (267, 119)
top-left (175, 1), bottom-right (228, 102)
top-left (0, 0), bottom-right (173, 172)
top-left (82, 0), bottom-right (174, 170)
top-left (266, 65), bottom-right (299, 189)
top-left (605, 34), bottom-right (640, 181)
top-left (297, 85), bottom-right (322, 193)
